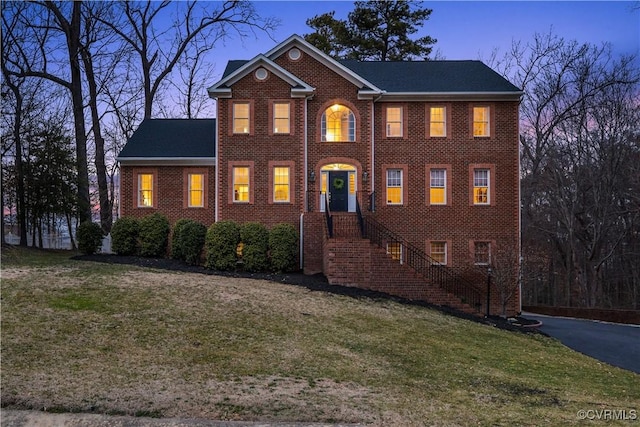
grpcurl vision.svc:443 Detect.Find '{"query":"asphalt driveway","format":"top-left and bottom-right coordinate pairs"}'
top-left (524, 312), bottom-right (640, 374)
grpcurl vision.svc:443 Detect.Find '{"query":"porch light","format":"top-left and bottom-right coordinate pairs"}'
top-left (309, 170), bottom-right (316, 182)
top-left (363, 171), bottom-right (369, 182)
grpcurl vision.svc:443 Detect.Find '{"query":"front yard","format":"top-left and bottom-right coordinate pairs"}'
top-left (1, 246), bottom-right (638, 425)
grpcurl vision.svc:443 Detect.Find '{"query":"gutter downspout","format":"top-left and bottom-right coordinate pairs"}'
top-left (517, 97), bottom-right (523, 314)
top-left (301, 94), bottom-right (313, 270)
top-left (370, 94), bottom-right (383, 211)
top-left (214, 108), bottom-right (220, 223)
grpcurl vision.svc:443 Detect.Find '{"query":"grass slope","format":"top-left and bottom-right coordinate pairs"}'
top-left (2, 246), bottom-right (638, 425)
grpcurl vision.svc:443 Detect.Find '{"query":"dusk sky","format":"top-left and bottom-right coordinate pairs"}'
top-left (211, 1), bottom-right (639, 78)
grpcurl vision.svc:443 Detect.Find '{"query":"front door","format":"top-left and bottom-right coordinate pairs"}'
top-left (329, 171), bottom-right (349, 212)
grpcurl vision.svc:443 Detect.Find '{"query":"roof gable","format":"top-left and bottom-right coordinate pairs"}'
top-left (117, 119), bottom-right (215, 164)
top-left (211, 34), bottom-right (522, 101)
top-left (263, 34), bottom-right (383, 92)
top-left (208, 53), bottom-right (315, 98)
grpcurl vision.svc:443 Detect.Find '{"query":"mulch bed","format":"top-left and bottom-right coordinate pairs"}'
top-left (72, 253), bottom-right (544, 335)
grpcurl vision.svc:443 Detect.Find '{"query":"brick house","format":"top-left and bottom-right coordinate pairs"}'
top-left (118, 34), bottom-right (523, 316)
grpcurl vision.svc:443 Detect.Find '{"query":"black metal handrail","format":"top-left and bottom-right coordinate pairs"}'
top-left (355, 192), bottom-right (364, 236)
top-left (361, 215), bottom-right (484, 313)
top-left (323, 192), bottom-right (333, 238)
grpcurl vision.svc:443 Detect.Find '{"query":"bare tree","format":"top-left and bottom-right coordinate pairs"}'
top-left (495, 32), bottom-right (640, 308)
top-left (169, 39), bottom-right (217, 119)
top-left (79, 2), bottom-right (126, 233)
top-left (4, 1), bottom-right (92, 223)
top-left (100, 1), bottom-right (278, 119)
top-left (490, 243), bottom-right (522, 317)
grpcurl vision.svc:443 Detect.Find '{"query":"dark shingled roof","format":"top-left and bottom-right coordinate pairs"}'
top-left (338, 60), bottom-right (521, 93)
top-left (118, 119), bottom-right (216, 158)
top-left (221, 59), bottom-right (521, 93)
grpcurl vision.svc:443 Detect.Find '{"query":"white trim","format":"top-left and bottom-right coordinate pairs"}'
top-left (379, 92), bottom-right (522, 102)
top-left (208, 54), bottom-right (315, 98)
top-left (117, 157), bottom-right (215, 166)
top-left (264, 34), bottom-right (384, 93)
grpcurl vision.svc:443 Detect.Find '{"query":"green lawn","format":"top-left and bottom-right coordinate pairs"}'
top-left (2, 246), bottom-right (638, 426)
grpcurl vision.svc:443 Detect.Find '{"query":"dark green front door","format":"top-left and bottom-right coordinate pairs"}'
top-left (329, 171), bottom-right (349, 212)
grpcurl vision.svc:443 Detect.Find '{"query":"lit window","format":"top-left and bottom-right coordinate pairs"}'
top-left (430, 169), bottom-right (446, 205)
top-left (430, 107), bottom-right (446, 137)
top-left (188, 173), bottom-right (204, 207)
top-left (387, 242), bottom-right (404, 264)
top-left (386, 106), bottom-right (402, 137)
top-left (473, 106), bottom-right (490, 137)
top-left (386, 169), bottom-right (403, 205)
top-left (430, 241), bottom-right (447, 265)
top-left (233, 103), bottom-right (250, 134)
top-left (138, 174), bottom-right (153, 207)
top-left (273, 167), bottom-right (290, 203)
top-left (473, 169), bottom-right (490, 205)
top-left (274, 103), bottom-right (290, 134)
top-left (474, 241), bottom-right (491, 265)
top-left (233, 167), bottom-right (249, 202)
top-left (321, 104), bottom-right (355, 142)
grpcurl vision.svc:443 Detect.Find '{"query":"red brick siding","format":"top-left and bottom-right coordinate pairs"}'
top-left (120, 165), bottom-right (215, 226)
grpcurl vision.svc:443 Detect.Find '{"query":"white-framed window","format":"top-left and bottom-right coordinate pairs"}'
top-left (430, 241), bottom-right (447, 265)
top-left (273, 166), bottom-right (290, 203)
top-left (430, 169), bottom-right (446, 205)
top-left (273, 102), bottom-right (290, 134)
top-left (386, 106), bottom-right (403, 137)
top-left (233, 166), bottom-right (249, 202)
top-left (321, 104), bottom-right (355, 142)
top-left (473, 169), bottom-right (490, 205)
top-left (386, 169), bottom-right (403, 205)
top-left (138, 173), bottom-right (154, 207)
top-left (430, 106), bottom-right (446, 137)
top-left (387, 242), bottom-right (404, 264)
top-left (188, 173), bottom-right (204, 207)
top-left (474, 241), bottom-right (491, 265)
top-left (233, 103), bottom-right (250, 134)
top-left (473, 106), bottom-right (490, 137)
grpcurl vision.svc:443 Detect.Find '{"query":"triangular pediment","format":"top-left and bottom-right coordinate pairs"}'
top-left (208, 54), bottom-right (315, 99)
top-left (264, 34), bottom-right (383, 95)
top-left (208, 34), bottom-right (385, 100)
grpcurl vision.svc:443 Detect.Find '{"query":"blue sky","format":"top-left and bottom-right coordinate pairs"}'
top-left (211, 1), bottom-right (639, 77)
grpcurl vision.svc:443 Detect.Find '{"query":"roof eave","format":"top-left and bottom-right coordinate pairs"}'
top-left (208, 54), bottom-right (314, 99)
top-left (117, 157), bottom-right (216, 166)
top-left (208, 88), bottom-right (231, 99)
top-left (378, 91), bottom-right (524, 102)
top-left (265, 34), bottom-right (384, 93)
top-left (358, 89), bottom-right (385, 100)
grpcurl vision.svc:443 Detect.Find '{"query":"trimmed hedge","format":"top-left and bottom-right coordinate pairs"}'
top-left (77, 221), bottom-right (104, 255)
top-left (111, 217), bottom-right (140, 255)
top-left (138, 213), bottom-right (170, 257)
top-left (269, 223), bottom-right (299, 272)
top-left (170, 219), bottom-right (192, 260)
top-left (176, 220), bottom-right (207, 265)
top-left (205, 220), bottom-right (240, 271)
top-left (239, 222), bottom-right (269, 272)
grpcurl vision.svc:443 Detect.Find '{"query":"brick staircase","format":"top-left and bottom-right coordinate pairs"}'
top-left (322, 213), bottom-right (482, 316)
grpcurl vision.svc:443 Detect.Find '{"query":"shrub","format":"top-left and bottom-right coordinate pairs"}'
top-left (170, 218), bottom-right (192, 260)
top-left (177, 220), bottom-right (207, 265)
top-left (77, 221), bottom-right (104, 255)
top-left (269, 223), bottom-right (299, 272)
top-left (138, 213), bottom-right (170, 257)
top-left (239, 222), bottom-right (269, 272)
top-left (110, 217), bottom-right (140, 255)
top-left (205, 220), bottom-right (240, 270)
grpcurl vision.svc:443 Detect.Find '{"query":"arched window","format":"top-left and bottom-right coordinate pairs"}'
top-left (321, 104), bottom-right (355, 142)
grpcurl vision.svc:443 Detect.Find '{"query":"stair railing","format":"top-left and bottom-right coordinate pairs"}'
top-left (361, 215), bottom-right (484, 313)
top-left (323, 191), bottom-right (333, 238)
